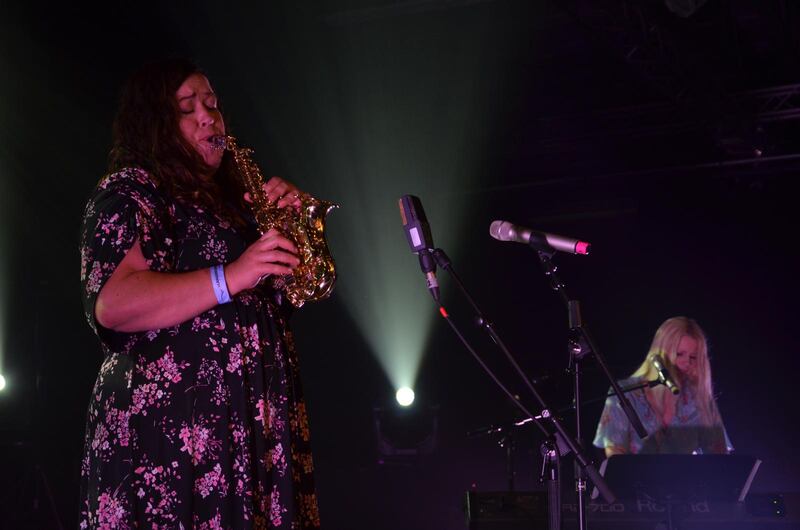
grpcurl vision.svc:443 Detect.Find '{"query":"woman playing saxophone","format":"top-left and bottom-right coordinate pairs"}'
top-left (79, 58), bottom-right (323, 529)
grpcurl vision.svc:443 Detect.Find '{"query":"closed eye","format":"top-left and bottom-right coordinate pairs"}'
top-left (179, 98), bottom-right (195, 114)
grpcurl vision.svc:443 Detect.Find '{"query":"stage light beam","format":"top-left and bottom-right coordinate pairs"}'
top-left (228, 8), bottom-right (505, 396)
top-left (0, 374), bottom-right (6, 392)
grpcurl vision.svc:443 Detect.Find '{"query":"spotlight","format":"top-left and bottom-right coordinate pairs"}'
top-left (0, 374), bottom-right (5, 392)
top-left (373, 404), bottom-right (439, 460)
top-left (396, 387), bottom-right (415, 407)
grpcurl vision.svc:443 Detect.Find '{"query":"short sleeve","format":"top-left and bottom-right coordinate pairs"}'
top-left (593, 394), bottom-right (631, 452)
top-left (79, 168), bottom-right (168, 340)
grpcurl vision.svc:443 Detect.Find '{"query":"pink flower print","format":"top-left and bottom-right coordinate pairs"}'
top-left (96, 490), bottom-right (130, 530)
top-left (235, 323), bottom-right (261, 353)
top-left (90, 398), bottom-right (133, 454)
top-left (105, 406), bottom-right (131, 447)
top-left (135, 348), bottom-right (189, 413)
top-left (130, 382), bottom-right (158, 416)
top-left (80, 451), bottom-right (90, 477)
top-left (91, 423), bottom-right (110, 453)
top-left (95, 212), bottom-right (121, 240)
top-left (96, 212), bottom-right (135, 253)
top-left (226, 343), bottom-right (244, 374)
top-left (254, 399), bottom-right (269, 432)
top-left (124, 367), bottom-right (133, 389)
top-left (201, 238), bottom-right (228, 261)
top-left (155, 348), bottom-right (187, 384)
top-left (230, 421), bottom-right (247, 445)
top-left (269, 485), bottom-right (287, 527)
top-left (80, 247), bottom-right (92, 279)
top-left (256, 397), bottom-right (286, 438)
top-left (194, 511), bottom-right (224, 530)
top-left (264, 442), bottom-right (287, 476)
top-left (192, 316), bottom-right (213, 332)
top-left (194, 463), bottom-right (229, 499)
top-left (133, 461), bottom-right (181, 523)
top-left (196, 359), bottom-right (229, 406)
top-left (83, 197), bottom-right (97, 217)
top-left (233, 453), bottom-right (252, 496)
top-left (86, 261), bottom-right (105, 294)
top-left (270, 400), bottom-right (286, 433)
top-left (228, 418), bottom-right (252, 495)
top-left (178, 421), bottom-right (221, 465)
top-left (97, 354), bottom-right (119, 380)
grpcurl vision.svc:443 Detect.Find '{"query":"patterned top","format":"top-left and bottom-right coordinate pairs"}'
top-left (78, 168), bottom-right (320, 529)
top-left (593, 376), bottom-right (733, 455)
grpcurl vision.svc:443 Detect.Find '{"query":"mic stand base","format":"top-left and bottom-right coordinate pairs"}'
top-left (540, 439), bottom-right (561, 530)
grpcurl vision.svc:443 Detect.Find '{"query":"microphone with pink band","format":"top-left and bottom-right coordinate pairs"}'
top-left (489, 220), bottom-right (591, 255)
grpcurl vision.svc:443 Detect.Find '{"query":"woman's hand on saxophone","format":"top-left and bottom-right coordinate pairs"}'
top-left (224, 229), bottom-right (300, 295)
top-left (243, 176), bottom-right (303, 210)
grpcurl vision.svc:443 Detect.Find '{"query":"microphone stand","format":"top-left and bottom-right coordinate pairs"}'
top-left (568, 300), bottom-right (591, 530)
top-left (428, 247), bottom-right (616, 528)
top-left (532, 247), bottom-right (647, 530)
top-left (540, 438), bottom-right (561, 530)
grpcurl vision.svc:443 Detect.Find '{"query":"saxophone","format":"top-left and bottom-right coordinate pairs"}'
top-left (212, 135), bottom-right (338, 308)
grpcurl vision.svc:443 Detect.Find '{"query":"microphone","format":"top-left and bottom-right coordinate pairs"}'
top-left (489, 220), bottom-right (591, 255)
top-left (652, 356), bottom-right (680, 395)
top-left (398, 195), bottom-right (440, 301)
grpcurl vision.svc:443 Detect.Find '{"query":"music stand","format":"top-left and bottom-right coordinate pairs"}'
top-left (593, 454), bottom-right (761, 503)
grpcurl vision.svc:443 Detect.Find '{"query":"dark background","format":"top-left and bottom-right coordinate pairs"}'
top-left (1, 1), bottom-right (799, 529)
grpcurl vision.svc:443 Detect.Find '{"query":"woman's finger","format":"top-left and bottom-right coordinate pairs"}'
top-left (256, 233), bottom-right (298, 255)
top-left (263, 177), bottom-right (288, 201)
top-left (263, 176), bottom-right (301, 206)
top-left (259, 228), bottom-right (282, 240)
top-left (258, 249), bottom-right (301, 267)
top-left (258, 263), bottom-right (295, 277)
top-left (262, 176), bottom-right (282, 195)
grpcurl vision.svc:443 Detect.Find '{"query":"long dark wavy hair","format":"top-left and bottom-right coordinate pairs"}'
top-left (108, 58), bottom-right (247, 226)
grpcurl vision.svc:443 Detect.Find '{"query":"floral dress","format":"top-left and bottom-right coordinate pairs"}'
top-left (593, 376), bottom-right (733, 455)
top-left (78, 168), bottom-right (320, 529)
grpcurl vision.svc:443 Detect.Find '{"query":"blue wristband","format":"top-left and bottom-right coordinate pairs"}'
top-left (210, 264), bottom-right (231, 304)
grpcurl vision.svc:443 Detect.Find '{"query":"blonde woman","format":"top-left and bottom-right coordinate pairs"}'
top-left (593, 317), bottom-right (733, 457)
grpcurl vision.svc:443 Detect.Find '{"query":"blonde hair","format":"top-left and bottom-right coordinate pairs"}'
top-left (632, 316), bottom-right (721, 425)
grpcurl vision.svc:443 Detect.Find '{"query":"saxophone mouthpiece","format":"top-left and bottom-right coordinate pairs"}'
top-left (209, 135), bottom-right (227, 150)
